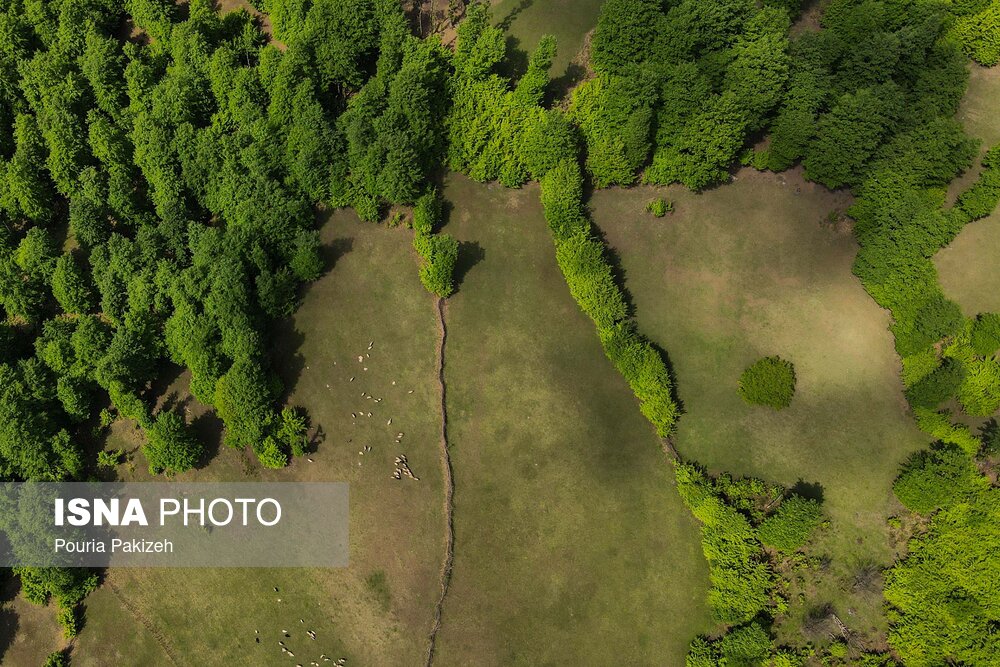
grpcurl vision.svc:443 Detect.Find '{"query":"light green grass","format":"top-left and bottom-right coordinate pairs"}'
top-left (936, 64), bottom-right (1000, 316)
top-left (72, 210), bottom-right (446, 666)
top-left (589, 168), bottom-right (929, 647)
top-left (433, 174), bottom-right (711, 665)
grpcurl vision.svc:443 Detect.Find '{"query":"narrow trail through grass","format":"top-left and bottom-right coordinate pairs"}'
top-left (425, 298), bottom-right (455, 667)
top-left (105, 578), bottom-right (180, 666)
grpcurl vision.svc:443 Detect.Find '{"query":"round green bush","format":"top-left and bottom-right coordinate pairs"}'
top-left (892, 445), bottom-right (981, 514)
top-left (738, 356), bottom-right (796, 409)
top-left (758, 496), bottom-right (824, 552)
top-left (645, 197), bottom-right (673, 217)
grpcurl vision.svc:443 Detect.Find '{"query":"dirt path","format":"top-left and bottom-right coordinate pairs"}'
top-left (106, 578), bottom-right (181, 666)
top-left (425, 297), bottom-right (455, 667)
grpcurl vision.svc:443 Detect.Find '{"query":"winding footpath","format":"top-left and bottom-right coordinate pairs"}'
top-left (425, 297), bottom-right (455, 667)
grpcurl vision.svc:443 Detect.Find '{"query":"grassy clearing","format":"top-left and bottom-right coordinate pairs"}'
top-left (589, 168), bottom-right (929, 647)
top-left (936, 64), bottom-right (1000, 316)
top-left (71, 210), bottom-right (446, 666)
top-left (433, 174), bottom-right (711, 665)
top-left (491, 0), bottom-right (603, 85)
top-left (0, 582), bottom-right (65, 666)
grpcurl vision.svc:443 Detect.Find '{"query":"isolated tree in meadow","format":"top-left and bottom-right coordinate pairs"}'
top-left (738, 356), bottom-right (796, 409)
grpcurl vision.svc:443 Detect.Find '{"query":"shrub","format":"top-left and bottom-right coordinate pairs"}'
top-left (719, 622), bottom-right (773, 667)
top-left (904, 358), bottom-right (965, 408)
top-left (892, 445), bottom-right (983, 514)
top-left (96, 448), bottom-right (124, 469)
top-left (55, 603), bottom-right (79, 638)
top-left (956, 146), bottom-right (1000, 218)
top-left (675, 463), bottom-right (773, 624)
top-left (913, 407), bottom-right (982, 456)
top-left (738, 356), bottom-right (796, 409)
top-left (412, 191), bottom-right (441, 236)
top-left (254, 435), bottom-right (289, 469)
top-left (758, 496), bottom-right (824, 552)
top-left (646, 198), bottom-right (673, 218)
top-left (43, 652), bottom-right (68, 667)
top-left (414, 231), bottom-right (458, 298)
top-left (970, 312), bottom-right (1000, 356)
top-left (950, 2), bottom-right (1000, 66)
top-left (144, 409), bottom-right (204, 475)
top-left (981, 419), bottom-right (1000, 454)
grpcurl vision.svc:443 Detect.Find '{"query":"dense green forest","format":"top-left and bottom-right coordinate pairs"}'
top-left (0, 0), bottom-right (998, 662)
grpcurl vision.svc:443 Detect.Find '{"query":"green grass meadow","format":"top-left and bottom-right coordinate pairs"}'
top-left (71, 210), bottom-right (447, 666)
top-left (589, 169), bottom-right (929, 646)
top-left (433, 175), bottom-right (711, 665)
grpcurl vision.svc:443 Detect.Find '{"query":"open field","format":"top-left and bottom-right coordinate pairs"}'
top-left (589, 168), bottom-right (929, 646)
top-left (433, 175), bottom-right (711, 665)
top-left (70, 210), bottom-right (447, 666)
top-left (936, 64), bottom-right (1000, 316)
top-left (491, 0), bottom-right (602, 89)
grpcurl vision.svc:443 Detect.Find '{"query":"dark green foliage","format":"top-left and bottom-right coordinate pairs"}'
top-left (214, 358), bottom-right (280, 451)
top-left (43, 651), bottom-right (68, 667)
top-left (971, 313), bottom-right (1000, 357)
top-left (539, 159), bottom-right (588, 241)
top-left (51, 253), bottom-right (95, 314)
top-left (956, 145), bottom-right (1000, 220)
top-left (414, 231), bottom-right (458, 298)
top-left (520, 110), bottom-right (577, 181)
top-left (803, 85), bottom-right (903, 189)
top-left (411, 191), bottom-right (458, 298)
top-left (738, 356), bottom-right (795, 409)
top-left (758, 495), bottom-right (823, 552)
top-left (144, 409), bottom-right (204, 475)
top-left (904, 358), bottom-right (965, 409)
top-left (590, 0), bottom-right (663, 75)
top-left (892, 445), bottom-right (984, 514)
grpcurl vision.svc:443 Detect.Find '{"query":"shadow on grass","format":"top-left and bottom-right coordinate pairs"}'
top-left (790, 479), bottom-right (825, 503)
top-left (548, 62), bottom-right (587, 103)
top-left (0, 606), bottom-right (16, 665)
top-left (453, 241), bottom-right (486, 295)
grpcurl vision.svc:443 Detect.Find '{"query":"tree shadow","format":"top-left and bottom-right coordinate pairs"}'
top-left (319, 237), bottom-right (355, 278)
top-left (0, 606), bottom-right (16, 666)
top-left (790, 479), bottom-right (825, 503)
top-left (547, 62), bottom-right (587, 103)
top-left (271, 235), bottom-right (354, 410)
top-left (496, 36), bottom-right (530, 82)
top-left (452, 241), bottom-right (486, 295)
top-left (497, 0), bottom-right (535, 31)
